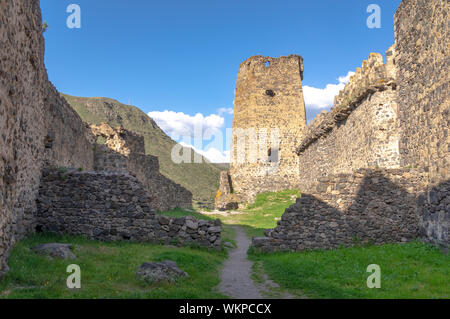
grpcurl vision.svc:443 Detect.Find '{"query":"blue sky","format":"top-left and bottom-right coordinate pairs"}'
top-left (40, 0), bottom-right (402, 162)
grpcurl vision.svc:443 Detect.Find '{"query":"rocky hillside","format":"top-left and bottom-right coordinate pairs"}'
top-left (62, 94), bottom-right (223, 208)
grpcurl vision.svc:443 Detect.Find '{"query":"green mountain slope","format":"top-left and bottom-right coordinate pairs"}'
top-left (62, 93), bottom-right (223, 208)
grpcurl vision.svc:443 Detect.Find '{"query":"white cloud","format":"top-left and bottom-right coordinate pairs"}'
top-left (338, 72), bottom-right (354, 84)
top-left (148, 110), bottom-right (225, 138)
top-left (179, 142), bottom-right (230, 163)
top-left (218, 107), bottom-right (234, 116)
top-left (303, 71), bottom-right (355, 110)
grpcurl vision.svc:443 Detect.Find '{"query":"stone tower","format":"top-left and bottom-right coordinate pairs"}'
top-left (221, 55), bottom-right (307, 204)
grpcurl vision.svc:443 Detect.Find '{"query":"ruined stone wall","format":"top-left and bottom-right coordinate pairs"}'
top-left (296, 51), bottom-right (400, 193)
top-left (394, 0), bottom-right (449, 247)
top-left (43, 85), bottom-right (95, 171)
top-left (128, 154), bottom-right (193, 211)
top-left (215, 171), bottom-right (240, 211)
top-left (90, 123), bottom-right (144, 156)
top-left (395, 0), bottom-right (449, 184)
top-left (0, 0), bottom-right (47, 277)
top-left (91, 124), bottom-right (193, 211)
top-left (0, 0), bottom-right (97, 277)
top-left (93, 144), bottom-right (129, 172)
top-left (253, 168), bottom-right (425, 252)
top-left (36, 169), bottom-right (221, 248)
top-left (225, 55), bottom-right (307, 203)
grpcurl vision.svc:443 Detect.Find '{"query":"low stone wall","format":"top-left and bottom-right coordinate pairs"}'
top-left (253, 168), bottom-right (424, 252)
top-left (36, 169), bottom-right (221, 248)
top-left (296, 51), bottom-right (400, 193)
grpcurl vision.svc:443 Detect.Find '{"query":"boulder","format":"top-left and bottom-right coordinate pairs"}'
top-left (157, 215), bottom-right (170, 225)
top-left (185, 219), bottom-right (198, 230)
top-left (31, 243), bottom-right (76, 259)
top-left (252, 237), bottom-right (271, 247)
top-left (208, 226), bottom-right (221, 234)
top-left (136, 260), bottom-right (188, 284)
top-left (223, 241), bottom-right (234, 248)
top-left (264, 228), bottom-right (274, 237)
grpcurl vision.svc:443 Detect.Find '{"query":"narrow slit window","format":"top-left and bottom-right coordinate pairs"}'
top-left (268, 147), bottom-right (279, 163)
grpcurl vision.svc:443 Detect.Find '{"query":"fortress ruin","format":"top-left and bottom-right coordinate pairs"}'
top-left (0, 0), bottom-right (448, 280)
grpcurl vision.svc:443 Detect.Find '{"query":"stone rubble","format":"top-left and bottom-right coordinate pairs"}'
top-left (136, 260), bottom-right (189, 284)
top-left (31, 243), bottom-right (77, 260)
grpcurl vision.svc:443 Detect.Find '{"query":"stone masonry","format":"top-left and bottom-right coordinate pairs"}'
top-left (296, 49), bottom-right (400, 193)
top-left (394, 0), bottom-right (449, 246)
top-left (36, 168), bottom-right (221, 248)
top-left (395, 0), bottom-right (449, 185)
top-left (91, 123), bottom-right (193, 211)
top-left (214, 171), bottom-right (240, 211)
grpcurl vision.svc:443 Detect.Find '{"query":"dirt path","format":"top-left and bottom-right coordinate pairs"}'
top-left (217, 225), bottom-right (300, 299)
top-left (218, 226), bottom-right (263, 299)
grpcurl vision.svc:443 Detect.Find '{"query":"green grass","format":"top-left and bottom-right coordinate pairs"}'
top-left (0, 233), bottom-right (228, 299)
top-left (208, 189), bottom-right (301, 238)
top-left (206, 189), bottom-right (449, 299)
top-left (249, 241), bottom-right (449, 299)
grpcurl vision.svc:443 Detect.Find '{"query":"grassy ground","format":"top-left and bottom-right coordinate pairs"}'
top-left (0, 233), bottom-right (228, 299)
top-left (2, 193), bottom-right (447, 299)
top-left (249, 242), bottom-right (449, 299)
top-left (204, 189), bottom-right (449, 299)
top-left (207, 189), bottom-right (301, 238)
